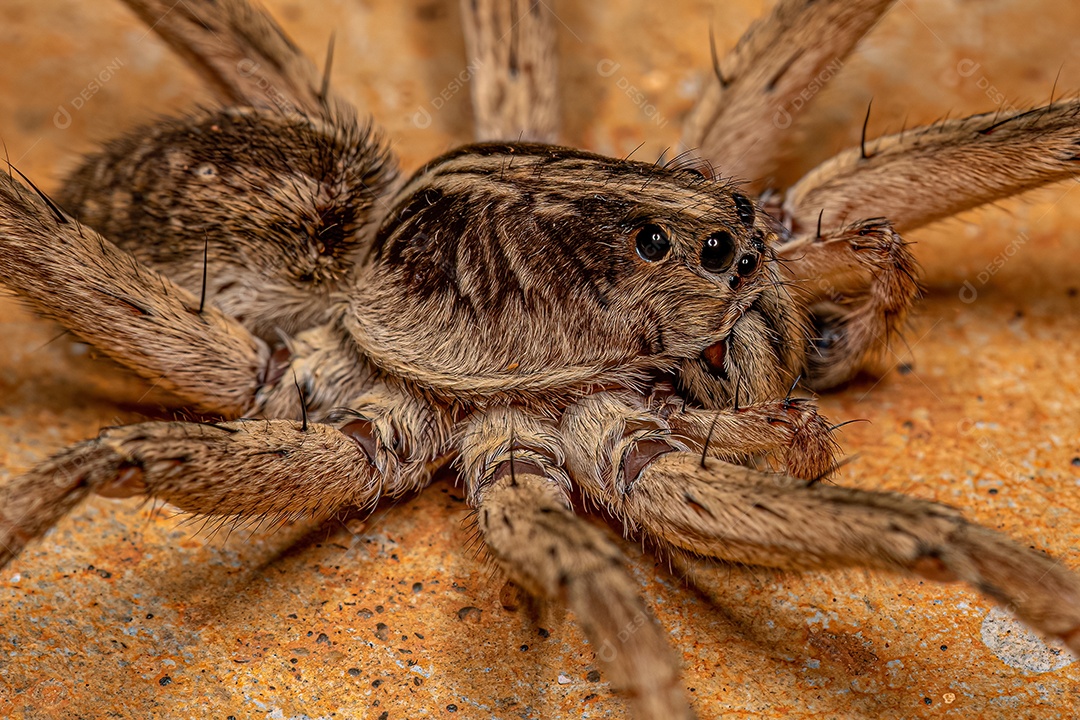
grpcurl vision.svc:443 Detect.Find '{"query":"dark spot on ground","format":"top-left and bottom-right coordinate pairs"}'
top-left (457, 606), bottom-right (482, 623)
top-left (87, 565), bottom-right (112, 579)
top-left (806, 629), bottom-right (879, 676)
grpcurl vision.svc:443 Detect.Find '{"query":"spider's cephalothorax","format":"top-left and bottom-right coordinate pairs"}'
top-left (65, 124), bottom-right (808, 411)
top-left (351, 142), bottom-right (806, 410)
top-left (2, 1), bottom-right (1079, 719)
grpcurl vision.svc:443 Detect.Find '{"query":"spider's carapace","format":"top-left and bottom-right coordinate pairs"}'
top-left (351, 142), bottom-right (805, 409)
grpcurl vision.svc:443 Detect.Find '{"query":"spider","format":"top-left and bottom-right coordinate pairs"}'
top-left (0, 0), bottom-right (1075, 716)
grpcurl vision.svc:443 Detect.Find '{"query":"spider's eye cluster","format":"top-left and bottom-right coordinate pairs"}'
top-left (635, 224), bottom-right (671, 262)
top-left (701, 230), bottom-right (736, 273)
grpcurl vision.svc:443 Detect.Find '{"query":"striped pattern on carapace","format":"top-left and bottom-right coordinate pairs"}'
top-left (348, 142), bottom-right (804, 405)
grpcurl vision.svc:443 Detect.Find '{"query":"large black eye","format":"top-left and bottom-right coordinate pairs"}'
top-left (701, 231), bottom-right (736, 273)
top-left (635, 224), bottom-right (670, 262)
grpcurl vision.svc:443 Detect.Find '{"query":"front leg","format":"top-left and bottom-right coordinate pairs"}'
top-left (559, 394), bottom-right (1080, 656)
top-left (782, 99), bottom-right (1080, 234)
top-left (616, 453), bottom-right (1080, 657)
top-left (776, 218), bottom-right (922, 389)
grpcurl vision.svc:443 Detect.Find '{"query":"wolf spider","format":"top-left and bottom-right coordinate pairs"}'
top-left (1, 0), bottom-right (1079, 718)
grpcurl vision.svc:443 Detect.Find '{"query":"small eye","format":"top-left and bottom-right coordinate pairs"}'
top-left (750, 230), bottom-right (766, 253)
top-left (737, 252), bottom-right (759, 277)
top-left (732, 192), bottom-right (755, 228)
top-left (635, 224), bottom-right (671, 262)
top-left (701, 231), bottom-right (735, 273)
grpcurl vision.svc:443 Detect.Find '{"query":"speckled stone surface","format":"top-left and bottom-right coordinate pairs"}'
top-left (0, 1), bottom-right (1078, 718)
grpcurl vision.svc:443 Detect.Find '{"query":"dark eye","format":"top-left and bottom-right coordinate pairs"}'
top-left (635, 224), bottom-right (670, 262)
top-left (701, 231), bottom-right (736, 273)
top-left (737, 252), bottom-right (759, 276)
top-left (750, 229), bottom-right (766, 253)
top-left (732, 192), bottom-right (755, 228)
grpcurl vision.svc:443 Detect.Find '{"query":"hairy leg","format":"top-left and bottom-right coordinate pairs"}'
top-left (460, 408), bottom-right (693, 720)
top-left (623, 453), bottom-right (1080, 656)
top-left (120, 0), bottom-right (348, 117)
top-left (561, 390), bottom-right (839, 489)
top-left (0, 380), bottom-right (447, 570)
top-left (683, 0), bottom-right (895, 191)
top-left (460, 0), bottom-right (559, 143)
top-left (475, 470), bottom-right (693, 720)
top-left (782, 100), bottom-right (1080, 234)
top-left (0, 171), bottom-right (267, 416)
top-left (2, 164), bottom-right (395, 419)
top-left (0, 420), bottom-right (371, 570)
top-left (777, 219), bottom-right (921, 389)
top-left (558, 392), bottom-right (1080, 653)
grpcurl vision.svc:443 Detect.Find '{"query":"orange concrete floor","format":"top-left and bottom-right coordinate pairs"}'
top-left (1, 1), bottom-right (1079, 718)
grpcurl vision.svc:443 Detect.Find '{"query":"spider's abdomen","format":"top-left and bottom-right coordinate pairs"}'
top-left (58, 108), bottom-right (396, 339)
top-left (344, 143), bottom-right (803, 405)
